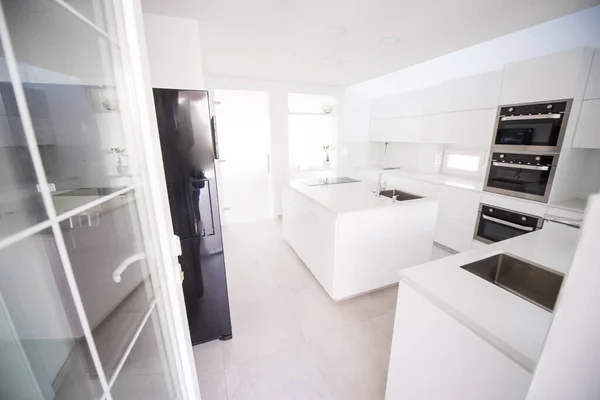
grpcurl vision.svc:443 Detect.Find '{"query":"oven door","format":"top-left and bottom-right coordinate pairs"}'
top-left (484, 154), bottom-right (556, 202)
top-left (494, 114), bottom-right (564, 152)
top-left (475, 205), bottom-right (541, 244)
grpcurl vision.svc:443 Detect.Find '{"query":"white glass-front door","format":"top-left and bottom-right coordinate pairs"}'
top-left (213, 89), bottom-right (273, 225)
top-left (0, 1), bottom-right (194, 399)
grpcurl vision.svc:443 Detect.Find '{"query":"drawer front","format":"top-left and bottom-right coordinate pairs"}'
top-left (480, 193), bottom-right (547, 217)
top-left (434, 215), bottom-right (475, 252)
top-left (438, 185), bottom-right (482, 226)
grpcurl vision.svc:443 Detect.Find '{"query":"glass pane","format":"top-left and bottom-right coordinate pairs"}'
top-left (60, 189), bottom-right (158, 381)
top-left (0, 43), bottom-right (47, 240)
top-left (110, 306), bottom-right (176, 399)
top-left (445, 154), bottom-right (480, 172)
top-left (0, 229), bottom-right (102, 399)
top-left (63, 0), bottom-right (118, 38)
top-left (2, 0), bottom-right (140, 217)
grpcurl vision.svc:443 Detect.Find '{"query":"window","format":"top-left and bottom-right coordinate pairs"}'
top-left (442, 150), bottom-right (485, 176)
top-left (288, 94), bottom-right (337, 171)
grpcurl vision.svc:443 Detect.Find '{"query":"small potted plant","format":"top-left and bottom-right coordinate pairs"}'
top-left (110, 147), bottom-right (129, 175)
top-left (322, 145), bottom-right (332, 169)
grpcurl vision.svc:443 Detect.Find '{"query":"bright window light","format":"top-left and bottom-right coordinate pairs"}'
top-left (445, 154), bottom-right (481, 172)
top-left (288, 93), bottom-right (335, 114)
top-left (288, 94), bottom-right (337, 171)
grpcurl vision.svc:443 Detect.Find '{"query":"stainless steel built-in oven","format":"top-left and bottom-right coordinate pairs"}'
top-left (493, 100), bottom-right (572, 153)
top-left (474, 204), bottom-right (544, 244)
top-left (483, 152), bottom-right (558, 202)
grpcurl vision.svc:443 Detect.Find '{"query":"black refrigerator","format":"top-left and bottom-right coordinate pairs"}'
top-left (153, 89), bottom-right (232, 344)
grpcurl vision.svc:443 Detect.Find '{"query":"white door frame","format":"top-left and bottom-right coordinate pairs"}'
top-left (119, 2), bottom-right (201, 399)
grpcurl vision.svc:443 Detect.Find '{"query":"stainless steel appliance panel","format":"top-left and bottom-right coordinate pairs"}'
top-left (474, 203), bottom-right (544, 244)
top-left (491, 99), bottom-right (572, 153)
top-left (483, 152), bottom-right (557, 202)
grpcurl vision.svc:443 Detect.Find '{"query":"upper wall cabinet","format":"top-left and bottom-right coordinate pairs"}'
top-left (571, 49), bottom-right (600, 149)
top-left (499, 48), bottom-right (593, 105)
top-left (584, 49), bottom-right (600, 100)
top-left (370, 70), bottom-right (502, 121)
top-left (370, 117), bottom-right (422, 142)
top-left (423, 70), bottom-right (503, 115)
top-left (370, 90), bottom-right (424, 120)
top-left (572, 99), bottom-right (600, 148)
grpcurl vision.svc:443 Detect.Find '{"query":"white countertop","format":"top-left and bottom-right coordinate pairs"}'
top-left (357, 167), bottom-right (485, 192)
top-left (288, 180), bottom-right (435, 214)
top-left (399, 222), bottom-right (581, 372)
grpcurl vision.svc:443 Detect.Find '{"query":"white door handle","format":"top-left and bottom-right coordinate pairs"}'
top-left (113, 253), bottom-right (146, 283)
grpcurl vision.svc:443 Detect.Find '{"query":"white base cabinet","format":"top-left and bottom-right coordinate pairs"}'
top-left (282, 184), bottom-right (438, 300)
top-left (386, 282), bottom-right (532, 399)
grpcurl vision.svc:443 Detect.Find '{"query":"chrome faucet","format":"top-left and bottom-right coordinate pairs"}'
top-left (375, 167), bottom-right (402, 195)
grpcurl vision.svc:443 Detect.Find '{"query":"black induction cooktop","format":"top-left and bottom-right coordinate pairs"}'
top-left (301, 177), bottom-right (360, 186)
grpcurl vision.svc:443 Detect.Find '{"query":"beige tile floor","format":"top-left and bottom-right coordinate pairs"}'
top-left (194, 219), bottom-right (406, 400)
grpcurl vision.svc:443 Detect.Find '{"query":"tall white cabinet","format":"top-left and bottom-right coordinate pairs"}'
top-left (572, 49), bottom-right (600, 149)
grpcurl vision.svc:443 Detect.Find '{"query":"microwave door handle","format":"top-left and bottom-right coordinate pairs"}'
top-left (481, 214), bottom-right (534, 232)
top-left (500, 114), bottom-right (562, 121)
top-left (492, 162), bottom-right (550, 171)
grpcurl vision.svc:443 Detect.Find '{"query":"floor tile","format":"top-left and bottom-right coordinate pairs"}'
top-left (309, 320), bottom-right (391, 400)
top-left (226, 260), bottom-right (281, 306)
top-left (372, 310), bottom-right (396, 339)
top-left (225, 343), bottom-right (335, 400)
top-left (193, 340), bottom-right (224, 377)
top-left (223, 297), bottom-right (303, 368)
top-left (198, 370), bottom-right (228, 400)
top-left (284, 284), bottom-right (369, 340)
top-left (351, 284), bottom-right (399, 319)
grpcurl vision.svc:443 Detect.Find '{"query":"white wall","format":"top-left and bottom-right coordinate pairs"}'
top-left (204, 76), bottom-right (341, 217)
top-left (142, 14), bottom-right (204, 89)
top-left (338, 5), bottom-right (600, 177)
top-left (526, 193), bottom-right (600, 399)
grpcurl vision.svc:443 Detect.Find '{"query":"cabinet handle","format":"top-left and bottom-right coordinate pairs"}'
top-left (492, 162), bottom-right (549, 171)
top-left (481, 214), bottom-right (534, 231)
top-left (500, 114), bottom-right (561, 121)
top-left (113, 253), bottom-right (146, 283)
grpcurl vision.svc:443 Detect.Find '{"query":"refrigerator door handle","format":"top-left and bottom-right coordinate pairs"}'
top-left (191, 178), bottom-right (216, 237)
top-left (211, 116), bottom-right (220, 160)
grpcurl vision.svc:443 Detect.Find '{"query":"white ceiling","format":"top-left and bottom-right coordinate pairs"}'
top-left (142, 0), bottom-right (600, 86)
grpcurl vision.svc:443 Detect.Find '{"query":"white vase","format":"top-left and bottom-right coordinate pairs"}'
top-left (322, 161), bottom-right (331, 169)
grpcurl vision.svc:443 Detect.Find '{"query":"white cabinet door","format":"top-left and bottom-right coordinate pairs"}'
top-left (429, 109), bottom-right (496, 146)
top-left (437, 186), bottom-right (482, 226)
top-left (370, 117), bottom-right (422, 142)
top-left (499, 48), bottom-right (589, 105)
top-left (434, 215), bottom-right (475, 252)
top-left (572, 99), bottom-right (600, 149)
top-left (425, 70), bottom-right (503, 115)
top-left (371, 90), bottom-right (424, 120)
top-left (584, 49), bottom-right (600, 100)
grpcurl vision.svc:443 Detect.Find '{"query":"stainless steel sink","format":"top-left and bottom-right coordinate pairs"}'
top-left (460, 253), bottom-right (564, 312)
top-left (379, 189), bottom-right (421, 202)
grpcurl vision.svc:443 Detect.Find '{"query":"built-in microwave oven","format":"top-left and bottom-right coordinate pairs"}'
top-left (483, 152), bottom-right (558, 203)
top-left (492, 99), bottom-right (572, 153)
top-left (474, 203), bottom-right (544, 244)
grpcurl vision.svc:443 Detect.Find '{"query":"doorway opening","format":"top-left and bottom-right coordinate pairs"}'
top-left (213, 89), bottom-right (273, 225)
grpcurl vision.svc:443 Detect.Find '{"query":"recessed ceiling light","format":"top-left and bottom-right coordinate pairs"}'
top-left (324, 26), bottom-right (346, 36)
top-left (379, 37), bottom-right (399, 46)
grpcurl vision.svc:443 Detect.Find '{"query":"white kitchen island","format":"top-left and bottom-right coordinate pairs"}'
top-left (282, 180), bottom-right (439, 300)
